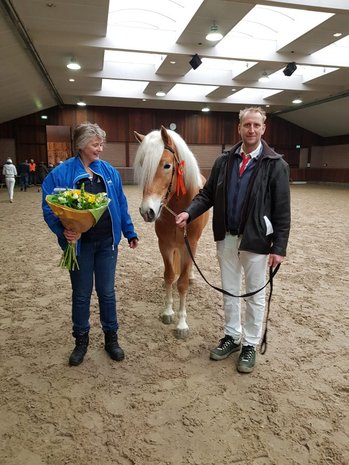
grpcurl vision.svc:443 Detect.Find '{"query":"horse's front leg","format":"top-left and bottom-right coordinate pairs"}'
top-left (161, 252), bottom-right (176, 325)
top-left (175, 257), bottom-right (192, 339)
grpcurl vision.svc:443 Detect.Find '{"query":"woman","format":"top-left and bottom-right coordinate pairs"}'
top-left (2, 158), bottom-right (17, 203)
top-left (42, 122), bottom-right (139, 366)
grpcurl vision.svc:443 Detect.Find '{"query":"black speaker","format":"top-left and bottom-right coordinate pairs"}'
top-left (283, 62), bottom-right (297, 76)
top-left (189, 54), bottom-right (202, 70)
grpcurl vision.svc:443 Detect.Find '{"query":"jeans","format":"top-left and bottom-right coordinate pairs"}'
top-left (216, 234), bottom-right (268, 347)
top-left (20, 174), bottom-right (28, 191)
top-left (69, 237), bottom-right (118, 336)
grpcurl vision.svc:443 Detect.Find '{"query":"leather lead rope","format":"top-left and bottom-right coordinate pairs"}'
top-left (183, 233), bottom-right (280, 355)
top-left (162, 204), bottom-right (280, 355)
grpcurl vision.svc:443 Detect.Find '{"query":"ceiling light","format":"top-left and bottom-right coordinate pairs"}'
top-left (292, 98), bottom-right (302, 104)
top-left (156, 90), bottom-right (166, 97)
top-left (201, 106), bottom-right (210, 112)
top-left (67, 58), bottom-right (81, 70)
top-left (69, 78), bottom-right (75, 82)
top-left (258, 72), bottom-right (269, 83)
top-left (206, 23), bottom-right (223, 42)
top-left (41, 115), bottom-right (48, 120)
top-left (170, 61), bottom-right (176, 64)
top-left (333, 32), bottom-right (342, 37)
top-left (283, 62), bottom-right (297, 76)
top-left (77, 99), bottom-right (86, 106)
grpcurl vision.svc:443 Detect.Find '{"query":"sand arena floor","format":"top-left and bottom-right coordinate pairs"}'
top-left (0, 183), bottom-right (348, 465)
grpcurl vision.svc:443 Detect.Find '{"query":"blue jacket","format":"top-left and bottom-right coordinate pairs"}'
top-left (42, 156), bottom-right (137, 252)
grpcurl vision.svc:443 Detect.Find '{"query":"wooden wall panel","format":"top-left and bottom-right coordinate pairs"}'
top-left (102, 143), bottom-right (126, 166)
top-left (0, 139), bottom-right (16, 166)
top-left (129, 142), bottom-right (140, 167)
top-left (189, 144), bottom-right (222, 168)
top-left (1, 104), bottom-right (349, 183)
top-left (310, 144), bottom-right (349, 169)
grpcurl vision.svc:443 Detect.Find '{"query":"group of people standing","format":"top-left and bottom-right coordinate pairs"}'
top-left (1, 158), bottom-right (55, 202)
top-left (40, 107), bottom-right (290, 376)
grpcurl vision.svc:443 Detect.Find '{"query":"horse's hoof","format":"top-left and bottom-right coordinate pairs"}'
top-left (162, 314), bottom-right (174, 325)
top-left (175, 328), bottom-right (189, 339)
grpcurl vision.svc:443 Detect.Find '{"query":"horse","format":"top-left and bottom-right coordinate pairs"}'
top-left (134, 126), bottom-right (209, 338)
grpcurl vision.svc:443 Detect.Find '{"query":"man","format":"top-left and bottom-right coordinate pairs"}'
top-left (18, 159), bottom-right (30, 191)
top-left (29, 159), bottom-right (36, 185)
top-left (176, 107), bottom-right (290, 374)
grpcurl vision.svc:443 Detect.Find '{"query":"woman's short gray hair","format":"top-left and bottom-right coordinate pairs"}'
top-left (73, 122), bottom-right (106, 152)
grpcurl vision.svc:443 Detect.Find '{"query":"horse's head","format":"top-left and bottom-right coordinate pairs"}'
top-left (134, 126), bottom-right (181, 222)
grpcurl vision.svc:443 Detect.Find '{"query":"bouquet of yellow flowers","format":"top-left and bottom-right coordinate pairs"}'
top-left (46, 183), bottom-right (110, 270)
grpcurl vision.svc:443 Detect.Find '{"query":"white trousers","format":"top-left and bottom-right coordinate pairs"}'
top-left (216, 234), bottom-right (268, 347)
top-left (5, 177), bottom-right (15, 201)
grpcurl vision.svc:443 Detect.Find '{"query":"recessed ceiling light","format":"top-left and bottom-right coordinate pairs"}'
top-left (156, 90), bottom-right (166, 97)
top-left (333, 32), bottom-right (342, 37)
top-left (69, 78), bottom-right (75, 82)
top-left (170, 61), bottom-right (176, 64)
top-left (77, 99), bottom-right (86, 106)
top-left (41, 115), bottom-right (48, 120)
top-left (231, 88), bottom-right (236, 92)
top-left (292, 98), bottom-right (302, 104)
top-left (201, 106), bottom-right (210, 112)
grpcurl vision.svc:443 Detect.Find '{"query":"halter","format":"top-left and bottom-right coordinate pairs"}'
top-left (163, 143), bottom-right (179, 203)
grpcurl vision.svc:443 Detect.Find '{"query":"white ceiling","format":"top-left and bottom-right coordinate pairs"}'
top-left (1, 0), bottom-right (349, 137)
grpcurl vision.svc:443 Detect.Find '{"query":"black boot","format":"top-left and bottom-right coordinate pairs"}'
top-left (104, 331), bottom-right (125, 361)
top-left (69, 333), bottom-right (89, 366)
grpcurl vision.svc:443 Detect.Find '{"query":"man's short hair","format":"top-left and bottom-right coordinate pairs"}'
top-left (239, 107), bottom-right (267, 123)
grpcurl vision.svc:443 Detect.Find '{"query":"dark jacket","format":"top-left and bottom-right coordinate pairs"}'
top-left (186, 140), bottom-right (291, 256)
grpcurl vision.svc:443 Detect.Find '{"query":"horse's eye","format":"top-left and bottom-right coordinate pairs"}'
top-left (163, 163), bottom-right (171, 170)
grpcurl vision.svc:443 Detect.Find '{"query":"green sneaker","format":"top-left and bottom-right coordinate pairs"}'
top-left (237, 345), bottom-right (256, 373)
top-left (210, 335), bottom-right (241, 361)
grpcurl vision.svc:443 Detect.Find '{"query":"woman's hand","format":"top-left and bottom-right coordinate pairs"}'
top-left (63, 229), bottom-right (81, 242)
top-left (129, 238), bottom-right (139, 249)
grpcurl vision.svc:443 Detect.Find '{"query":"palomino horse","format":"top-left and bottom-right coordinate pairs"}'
top-left (134, 126), bottom-right (209, 338)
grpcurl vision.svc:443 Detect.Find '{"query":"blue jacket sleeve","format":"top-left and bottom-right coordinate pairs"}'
top-left (41, 171), bottom-right (66, 241)
top-left (114, 171), bottom-right (138, 241)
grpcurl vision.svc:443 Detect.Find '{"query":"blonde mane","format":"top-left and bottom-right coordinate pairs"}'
top-left (134, 129), bottom-right (202, 189)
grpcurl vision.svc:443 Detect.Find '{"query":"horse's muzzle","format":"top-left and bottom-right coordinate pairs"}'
top-left (139, 206), bottom-right (156, 222)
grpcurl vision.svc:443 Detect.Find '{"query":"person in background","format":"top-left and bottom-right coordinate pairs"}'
top-left (36, 161), bottom-right (49, 191)
top-left (42, 122), bottom-right (139, 367)
top-left (2, 158), bottom-right (17, 203)
top-left (47, 163), bottom-right (54, 173)
top-left (29, 159), bottom-right (36, 185)
top-left (18, 159), bottom-right (30, 192)
top-left (176, 107), bottom-right (291, 374)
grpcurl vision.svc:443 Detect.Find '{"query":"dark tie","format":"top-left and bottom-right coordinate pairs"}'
top-left (239, 152), bottom-right (251, 176)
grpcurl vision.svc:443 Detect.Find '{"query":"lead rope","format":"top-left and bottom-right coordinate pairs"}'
top-left (162, 203), bottom-right (279, 354)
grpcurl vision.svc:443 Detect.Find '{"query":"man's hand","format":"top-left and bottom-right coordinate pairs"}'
top-left (268, 254), bottom-right (285, 268)
top-left (175, 212), bottom-right (189, 228)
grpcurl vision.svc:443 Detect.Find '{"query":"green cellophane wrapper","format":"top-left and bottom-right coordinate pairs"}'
top-left (46, 196), bottom-right (111, 270)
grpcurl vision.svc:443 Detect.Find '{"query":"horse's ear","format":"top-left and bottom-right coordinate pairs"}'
top-left (160, 125), bottom-right (170, 145)
top-left (134, 131), bottom-right (144, 144)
